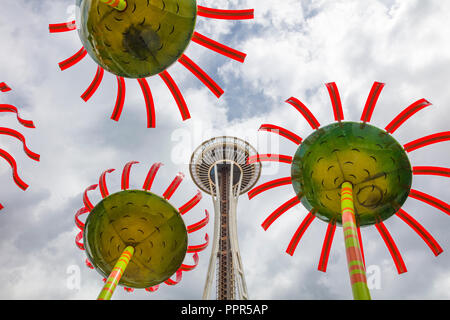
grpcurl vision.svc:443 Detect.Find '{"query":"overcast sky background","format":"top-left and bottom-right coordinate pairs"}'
top-left (0, 0), bottom-right (449, 300)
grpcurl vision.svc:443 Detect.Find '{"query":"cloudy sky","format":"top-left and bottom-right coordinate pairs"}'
top-left (0, 0), bottom-right (449, 300)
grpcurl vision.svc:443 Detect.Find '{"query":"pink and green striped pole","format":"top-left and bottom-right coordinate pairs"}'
top-left (100, 0), bottom-right (128, 11)
top-left (341, 182), bottom-right (371, 300)
top-left (97, 246), bottom-right (134, 300)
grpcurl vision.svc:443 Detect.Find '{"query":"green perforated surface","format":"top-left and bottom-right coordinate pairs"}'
top-left (77, 0), bottom-right (197, 78)
top-left (83, 190), bottom-right (187, 288)
top-left (291, 122), bottom-right (412, 227)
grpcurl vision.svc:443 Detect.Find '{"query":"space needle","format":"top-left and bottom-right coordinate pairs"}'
top-left (190, 136), bottom-right (261, 300)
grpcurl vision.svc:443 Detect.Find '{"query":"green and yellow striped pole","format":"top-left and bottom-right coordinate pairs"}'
top-left (97, 246), bottom-right (134, 300)
top-left (341, 182), bottom-right (371, 300)
top-left (100, 0), bottom-right (128, 11)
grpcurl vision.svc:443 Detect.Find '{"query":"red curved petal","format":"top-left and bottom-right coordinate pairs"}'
top-left (49, 21), bottom-right (76, 33)
top-left (145, 285), bottom-right (160, 292)
top-left (137, 78), bottom-right (156, 128)
top-left (163, 172), bottom-right (184, 200)
top-left (85, 258), bottom-right (94, 269)
top-left (179, 190), bottom-right (202, 215)
top-left (285, 97), bottom-right (321, 130)
top-left (360, 82), bottom-right (385, 123)
top-left (259, 124), bottom-right (302, 145)
top-left (187, 234), bottom-right (209, 253)
top-left (197, 6), bottom-right (254, 20)
top-left (58, 47), bottom-right (87, 71)
top-left (187, 210), bottom-right (209, 234)
top-left (83, 184), bottom-right (98, 212)
top-left (247, 154), bottom-right (293, 165)
top-left (81, 66), bottom-right (104, 102)
top-left (121, 161), bottom-right (139, 190)
top-left (74, 207), bottom-right (89, 230)
top-left (413, 166), bottom-right (450, 178)
top-left (110, 76), bottom-right (126, 122)
top-left (0, 104), bottom-right (35, 128)
top-left (0, 82), bottom-right (11, 92)
top-left (396, 209), bottom-right (443, 256)
top-left (99, 169), bottom-right (115, 198)
top-left (375, 221), bottom-right (407, 274)
top-left (180, 252), bottom-right (199, 272)
top-left (248, 177), bottom-right (292, 200)
top-left (178, 54), bottom-right (224, 98)
top-left (262, 196), bottom-right (301, 231)
top-left (0, 127), bottom-right (40, 161)
top-left (325, 82), bottom-right (344, 122)
top-left (0, 148), bottom-right (28, 190)
top-left (75, 231), bottom-right (84, 250)
top-left (385, 99), bottom-right (432, 134)
top-left (191, 32), bottom-right (246, 63)
top-left (357, 223), bottom-right (366, 267)
top-left (142, 162), bottom-right (163, 191)
top-left (164, 269), bottom-right (183, 286)
top-left (404, 131), bottom-right (450, 153)
top-left (159, 71), bottom-right (190, 121)
top-left (286, 211), bottom-right (315, 256)
top-left (409, 189), bottom-right (450, 216)
top-left (318, 221), bottom-right (336, 272)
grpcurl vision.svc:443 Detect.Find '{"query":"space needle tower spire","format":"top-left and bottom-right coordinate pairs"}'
top-left (190, 137), bottom-right (261, 300)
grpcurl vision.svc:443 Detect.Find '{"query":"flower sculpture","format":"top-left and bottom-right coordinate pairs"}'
top-left (49, 0), bottom-right (254, 128)
top-left (248, 82), bottom-right (450, 299)
top-left (74, 160), bottom-right (209, 299)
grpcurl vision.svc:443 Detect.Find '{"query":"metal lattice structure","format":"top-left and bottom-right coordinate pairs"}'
top-left (190, 136), bottom-right (261, 300)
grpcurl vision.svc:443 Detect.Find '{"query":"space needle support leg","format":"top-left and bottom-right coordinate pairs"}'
top-left (202, 165), bottom-right (221, 299)
top-left (341, 182), bottom-right (371, 300)
top-left (97, 246), bottom-right (135, 300)
top-left (100, 0), bottom-right (128, 11)
top-left (229, 168), bottom-right (248, 299)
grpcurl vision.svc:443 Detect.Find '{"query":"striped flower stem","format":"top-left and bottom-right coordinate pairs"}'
top-left (100, 0), bottom-right (127, 11)
top-left (97, 246), bottom-right (134, 300)
top-left (341, 182), bottom-right (371, 300)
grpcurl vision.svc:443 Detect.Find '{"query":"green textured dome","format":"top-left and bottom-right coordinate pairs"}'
top-left (77, 0), bottom-right (197, 78)
top-left (83, 190), bottom-right (188, 288)
top-left (291, 122), bottom-right (412, 227)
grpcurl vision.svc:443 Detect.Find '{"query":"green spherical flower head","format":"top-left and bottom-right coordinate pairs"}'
top-left (83, 190), bottom-right (188, 288)
top-left (291, 122), bottom-right (412, 227)
top-left (77, 0), bottom-right (197, 78)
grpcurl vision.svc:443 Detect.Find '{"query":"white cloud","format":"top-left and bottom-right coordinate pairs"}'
top-left (0, 0), bottom-right (449, 300)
